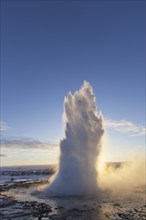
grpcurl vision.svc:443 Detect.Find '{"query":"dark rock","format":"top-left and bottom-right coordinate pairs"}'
top-left (49, 214), bottom-right (58, 219)
top-left (104, 212), bottom-right (109, 217)
top-left (58, 205), bottom-right (63, 209)
top-left (113, 203), bottom-right (121, 207)
top-left (67, 208), bottom-right (83, 213)
top-left (68, 208), bottom-right (80, 212)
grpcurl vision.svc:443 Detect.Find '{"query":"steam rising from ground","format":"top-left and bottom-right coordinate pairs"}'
top-left (47, 81), bottom-right (104, 195)
top-left (98, 151), bottom-right (145, 196)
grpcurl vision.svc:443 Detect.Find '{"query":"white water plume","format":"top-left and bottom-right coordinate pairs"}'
top-left (47, 81), bottom-right (104, 195)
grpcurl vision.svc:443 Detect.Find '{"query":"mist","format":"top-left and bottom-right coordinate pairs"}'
top-left (98, 151), bottom-right (145, 197)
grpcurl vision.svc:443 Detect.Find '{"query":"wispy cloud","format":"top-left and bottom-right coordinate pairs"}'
top-left (1, 118), bottom-right (145, 151)
top-left (105, 119), bottom-right (146, 136)
top-left (0, 154), bottom-right (8, 157)
top-left (1, 137), bottom-right (59, 150)
top-left (0, 121), bottom-right (9, 131)
top-left (135, 146), bottom-right (144, 149)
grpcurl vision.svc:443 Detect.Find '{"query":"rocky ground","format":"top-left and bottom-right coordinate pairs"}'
top-left (0, 188), bottom-right (146, 220)
top-left (0, 169), bottom-right (145, 220)
top-left (0, 195), bottom-right (52, 220)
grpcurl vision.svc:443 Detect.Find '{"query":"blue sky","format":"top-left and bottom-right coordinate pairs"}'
top-left (1, 0), bottom-right (145, 166)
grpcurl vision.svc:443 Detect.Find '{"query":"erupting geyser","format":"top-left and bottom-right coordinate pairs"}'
top-left (47, 81), bottom-right (104, 195)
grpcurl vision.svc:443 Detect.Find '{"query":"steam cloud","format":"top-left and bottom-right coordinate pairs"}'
top-left (47, 81), bottom-right (104, 195)
top-left (98, 152), bottom-right (145, 197)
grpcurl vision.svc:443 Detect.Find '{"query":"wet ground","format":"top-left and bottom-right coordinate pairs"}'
top-left (0, 179), bottom-right (145, 220)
